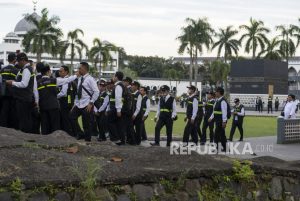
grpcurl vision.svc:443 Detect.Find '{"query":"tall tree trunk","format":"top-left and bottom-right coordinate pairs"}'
top-left (194, 49), bottom-right (198, 87)
top-left (252, 39), bottom-right (255, 59)
top-left (98, 55), bottom-right (102, 79)
top-left (71, 43), bottom-right (74, 73)
top-left (189, 50), bottom-right (193, 85)
top-left (37, 52), bottom-right (41, 63)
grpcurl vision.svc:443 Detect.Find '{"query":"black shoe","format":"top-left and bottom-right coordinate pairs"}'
top-left (85, 138), bottom-right (91, 142)
top-left (221, 148), bottom-right (226, 152)
top-left (76, 134), bottom-right (84, 140)
top-left (150, 142), bottom-right (160, 146)
top-left (116, 142), bottom-right (125, 146)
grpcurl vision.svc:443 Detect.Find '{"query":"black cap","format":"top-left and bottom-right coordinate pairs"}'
top-left (160, 85), bottom-right (170, 91)
top-left (123, 76), bottom-right (132, 84)
top-left (234, 98), bottom-right (240, 103)
top-left (187, 85), bottom-right (196, 91)
top-left (8, 53), bottom-right (16, 62)
top-left (16, 52), bottom-right (28, 62)
top-left (132, 81), bottom-right (140, 88)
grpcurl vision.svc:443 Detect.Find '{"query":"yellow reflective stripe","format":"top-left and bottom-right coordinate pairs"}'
top-left (100, 97), bottom-right (104, 99)
top-left (110, 98), bottom-right (124, 102)
top-left (0, 72), bottom-right (17, 77)
top-left (214, 111), bottom-right (222, 115)
top-left (31, 73), bottom-right (35, 77)
top-left (207, 103), bottom-right (214, 106)
top-left (188, 101), bottom-right (193, 104)
top-left (37, 84), bottom-right (57, 90)
top-left (68, 95), bottom-right (72, 104)
top-left (160, 109), bottom-right (171, 112)
top-left (143, 108), bottom-right (147, 111)
top-left (198, 104), bottom-right (203, 106)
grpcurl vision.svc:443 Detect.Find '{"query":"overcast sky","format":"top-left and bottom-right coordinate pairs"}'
top-left (0, 0), bottom-right (299, 58)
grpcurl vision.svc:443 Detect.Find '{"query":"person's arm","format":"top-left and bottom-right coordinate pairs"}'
top-left (57, 83), bottom-right (68, 99)
top-left (221, 100), bottom-right (228, 122)
top-left (90, 79), bottom-right (100, 104)
top-left (56, 75), bottom-right (77, 86)
top-left (289, 103), bottom-right (296, 116)
top-left (155, 100), bottom-right (160, 118)
top-left (133, 94), bottom-right (142, 117)
top-left (12, 69), bottom-right (30, 88)
top-left (191, 98), bottom-right (198, 120)
top-left (144, 98), bottom-right (151, 117)
top-left (98, 95), bottom-right (109, 113)
top-left (237, 107), bottom-right (245, 116)
top-left (172, 98), bottom-right (177, 118)
top-left (115, 85), bottom-right (123, 113)
top-left (33, 77), bottom-right (39, 104)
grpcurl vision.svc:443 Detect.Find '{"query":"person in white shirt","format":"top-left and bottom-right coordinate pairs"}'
top-left (283, 94), bottom-right (297, 120)
top-left (229, 98), bottom-right (245, 141)
top-left (134, 86), bottom-right (150, 145)
top-left (69, 62), bottom-right (99, 142)
top-left (151, 85), bottom-right (177, 147)
top-left (208, 87), bottom-right (228, 152)
top-left (182, 85), bottom-right (199, 145)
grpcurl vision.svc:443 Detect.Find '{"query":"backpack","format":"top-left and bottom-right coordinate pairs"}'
top-left (226, 101), bottom-right (231, 119)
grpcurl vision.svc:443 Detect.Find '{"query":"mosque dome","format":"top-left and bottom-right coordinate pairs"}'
top-left (14, 12), bottom-right (41, 33)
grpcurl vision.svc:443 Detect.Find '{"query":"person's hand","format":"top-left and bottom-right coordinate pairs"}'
top-left (6, 80), bottom-right (13, 85)
top-left (222, 122), bottom-right (227, 128)
top-left (86, 103), bottom-right (93, 113)
top-left (191, 119), bottom-right (195, 124)
top-left (154, 117), bottom-right (157, 122)
top-left (208, 118), bottom-right (212, 123)
top-left (117, 112), bottom-right (122, 117)
top-left (132, 115), bottom-right (136, 121)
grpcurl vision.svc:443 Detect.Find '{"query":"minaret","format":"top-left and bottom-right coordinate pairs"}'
top-left (33, 0), bottom-right (37, 13)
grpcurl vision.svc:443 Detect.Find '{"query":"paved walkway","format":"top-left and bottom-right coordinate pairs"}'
top-left (139, 136), bottom-right (300, 161)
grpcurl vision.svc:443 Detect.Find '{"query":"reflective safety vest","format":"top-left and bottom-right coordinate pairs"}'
top-left (38, 77), bottom-right (59, 110)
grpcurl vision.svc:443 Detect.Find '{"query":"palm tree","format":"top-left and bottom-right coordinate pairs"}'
top-left (60, 29), bottom-right (88, 70)
top-left (177, 17), bottom-right (214, 85)
top-left (89, 38), bottom-right (117, 77)
top-left (239, 18), bottom-right (270, 59)
top-left (212, 26), bottom-right (240, 63)
top-left (22, 8), bottom-right (63, 62)
top-left (276, 25), bottom-right (297, 63)
top-left (258, 37), bottom-right (284, 60)
top-left (210, 60), bottom-right (230, 96)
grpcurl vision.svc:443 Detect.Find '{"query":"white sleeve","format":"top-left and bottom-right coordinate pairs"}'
top-left (191, 98), bottom-right (198, 120)
top-left (33, 77), bottom-right (39, 104)
top-left (290, 103), bottom-right (296, 116)
top-left (155, 100), bottom-right (160, 118)
top-left (57, 83), bottom-right (68, 99)
top-left (12, 69), bottom-right (30, 88)
top-left (221, 100), bottom-right (228, 122)
top-left (115, 85), bottom-right (123, 112)
top-left (237, 107), bottom-right (245, 116)
top-left (98, 95), bottom-right (109, 113)
top-left (90, 78), bottom-right (100, 103)
top-left (133, 94), bottom-right (142, 117)
top-left (56, 75), bottom-right (77, 86)
top-left (144, 99), bottom-right (150, 117)
top-left (172, 99), bottom-right (177, 118)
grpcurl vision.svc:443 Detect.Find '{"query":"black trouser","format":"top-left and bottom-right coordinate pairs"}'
top-left (229, 120), bottom-right (244, 141)
top-left (201, 117), bottom-right (214, 143)
top-left (183, 118), bottom-right (198, 144)
top-left (268, 105), bottom-right (272, 113)
top-left (275, 105), bottom-right (279, 112)
top-left (107, 110), bottom-right (126, 142)
top-left (60, 106), bottom-right (73, 135)
top-left (196, 115), bottom-right (203, 138)
top-left (155, 117), bottom-right (173, 145)
top-left (255, 104), bottom-right (258, 111)
top-left (40, 109), bottom-right (60, 135)
top-left (70, 106), bottom-right (94, 141)
top-left (15, 99), bottom-right (33, 133)
top-left (125, 114), bottom-right (136, 144)
top-left (0, 97), bottom-right (17, 129)
top-left (96, 112), bottom-right (107, 140)
top-left (31, 106), bottom-right (40, 134)
top-left (214, 120), bottom-right (227, 151)
top-left (258, 104), bottom-right (263, 112)
top-left (134, 117), bottom-right (148, 145)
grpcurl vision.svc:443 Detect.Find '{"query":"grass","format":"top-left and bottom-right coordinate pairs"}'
top-left (144, 112), bottom-right (277, 139)
top-left (79, 112), bottom-right (277, 139)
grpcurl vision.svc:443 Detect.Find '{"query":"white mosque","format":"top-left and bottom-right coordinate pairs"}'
top-left (0, 6), bottom-right (119, 75)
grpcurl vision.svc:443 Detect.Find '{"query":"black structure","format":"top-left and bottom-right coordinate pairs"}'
top-left (230, 59), bottom-right (288, 95)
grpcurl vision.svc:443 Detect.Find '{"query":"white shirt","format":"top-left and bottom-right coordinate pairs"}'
top-left (142, 95), bottom-right (151, 117)
top-left (113, 81), bottom-right (124, 113)
top-left (57, 75), bottom-right (69, 99)
top-left (284, 101), bottom-right (297, 119)
top-left (133, 90), bottom-right (143, 117)
top-left (75, 74), bottom-right (99, 109)
top-left (12, 63), bottom-right (39, 104)
top-left (231, 104), bottom-right (245, 121)
top-left (155, 94), bottom-right (177, 119)
top-left (209, 96), bottom-right (228, 123)
top-left (188, 94), bottom-right (198, 120)
top-left (94, 91), bottom-right (109, 113)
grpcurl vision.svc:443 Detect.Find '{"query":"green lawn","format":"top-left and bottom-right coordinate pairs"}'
top-left (144, 112), bottom-right (277, 139)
